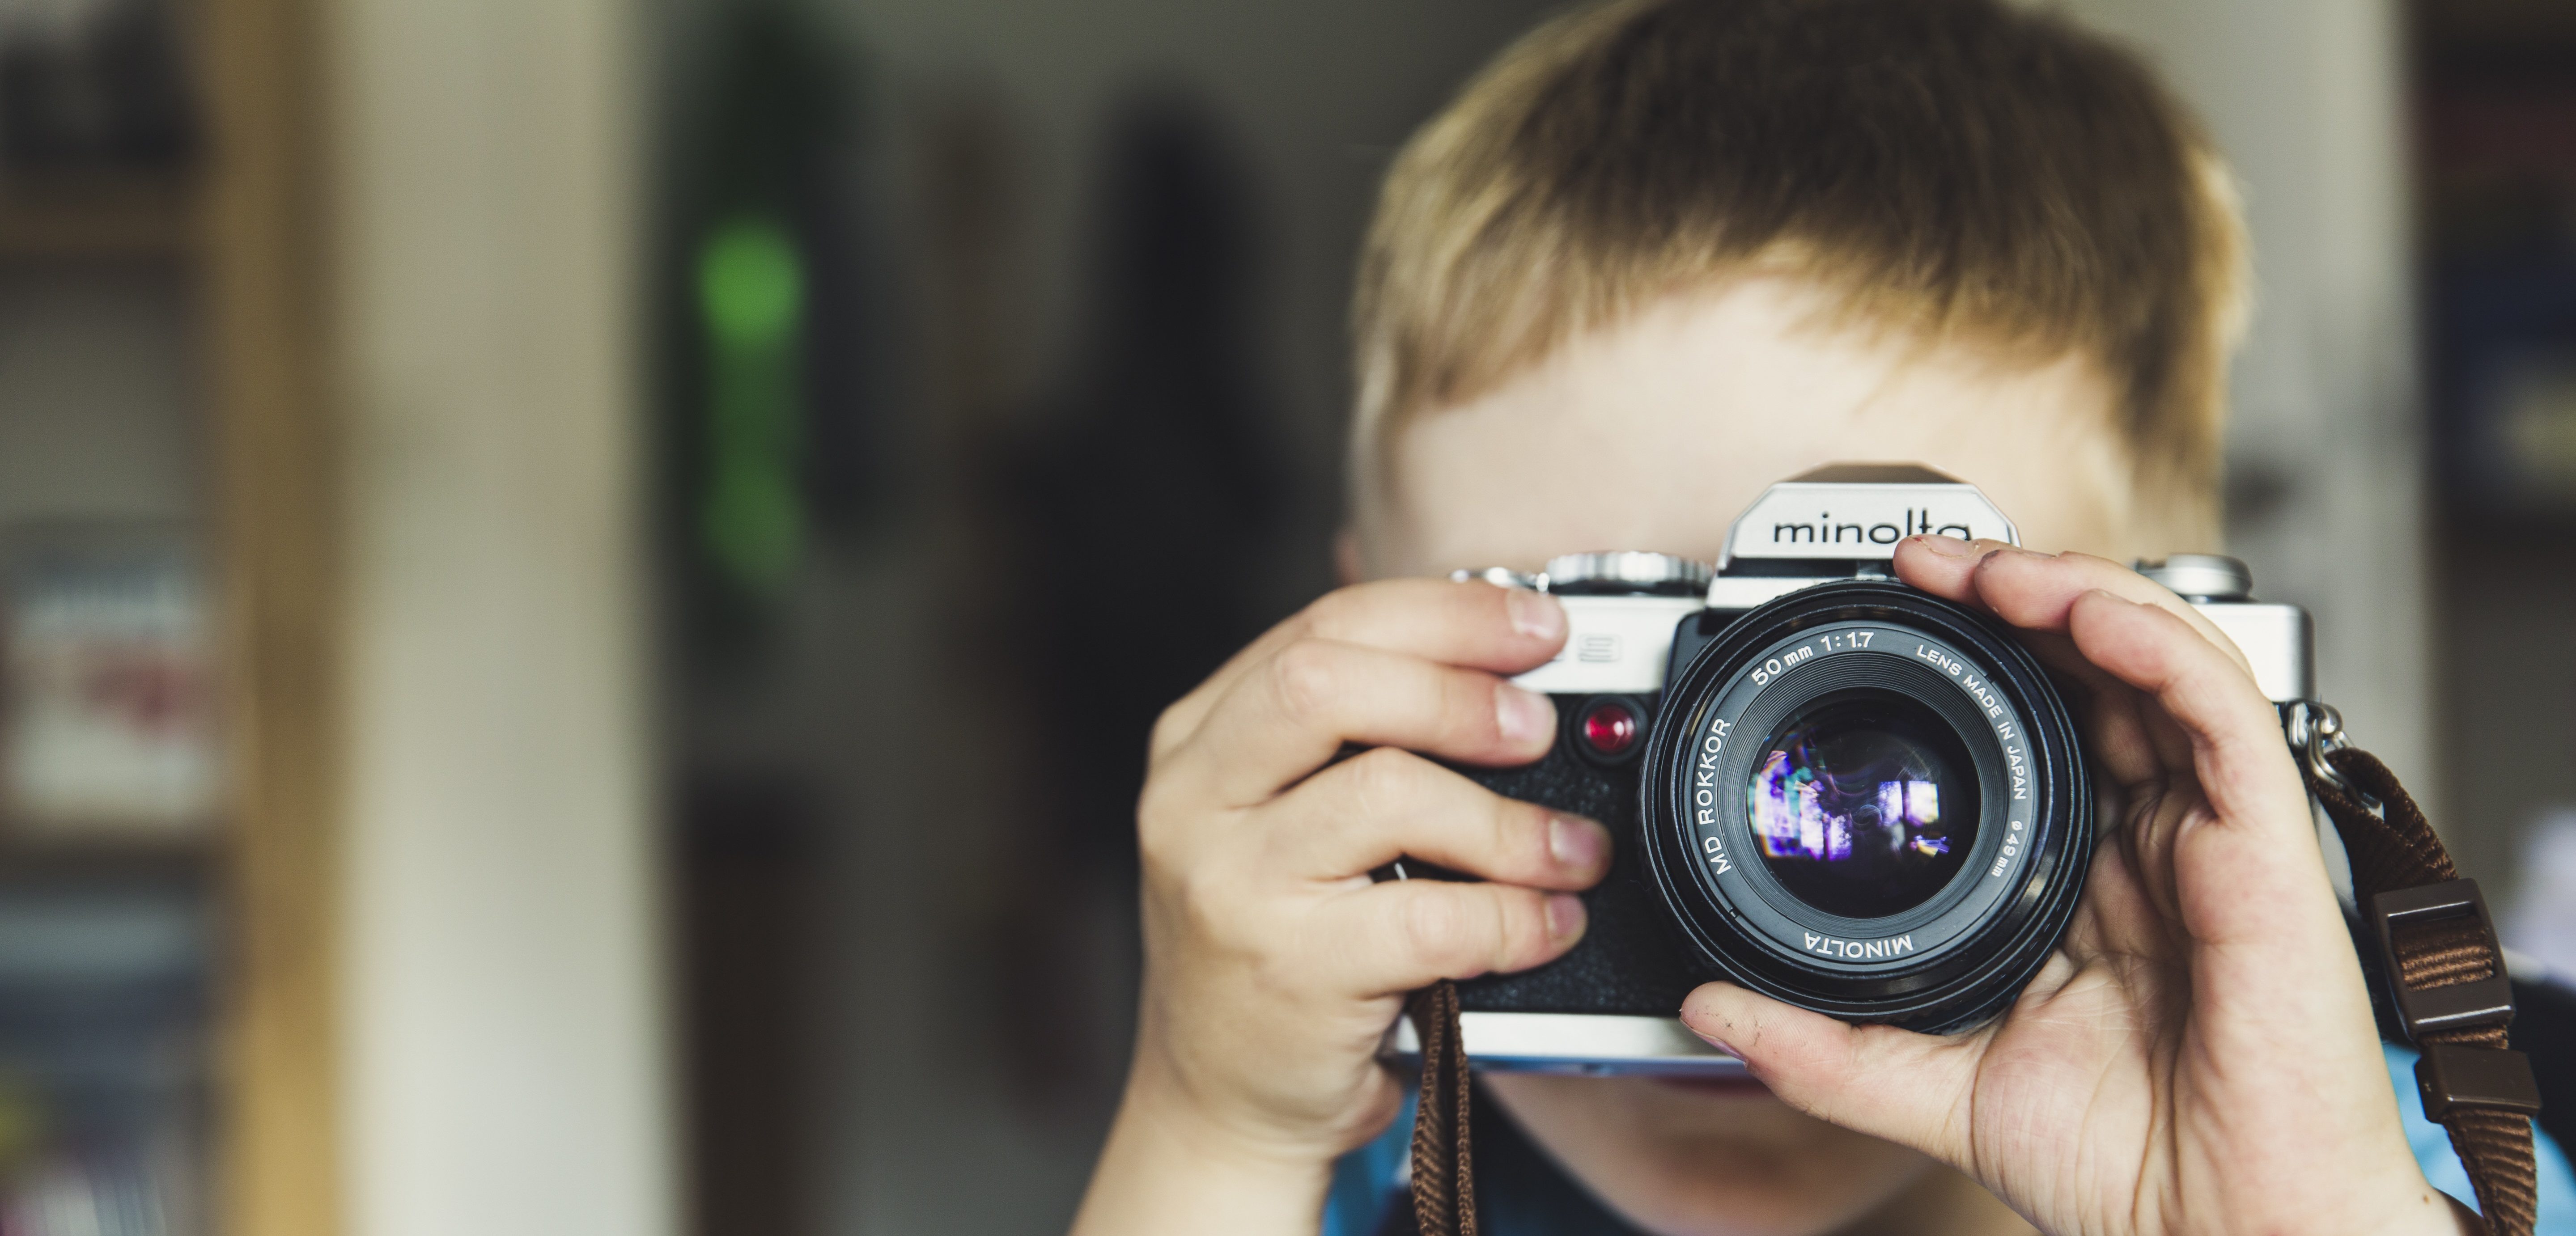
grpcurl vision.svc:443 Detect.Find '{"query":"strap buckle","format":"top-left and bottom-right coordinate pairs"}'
top-left (2369, 880), bottom-right (2540, 1121)
top-left (2417, 1041), bottom-right (2543, 1122)
top-left (2368, 879), bottom-right (2515, 1042)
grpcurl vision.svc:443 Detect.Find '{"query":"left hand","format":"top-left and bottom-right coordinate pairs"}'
top-left (1680, 537), bottom-right (2474, 1236)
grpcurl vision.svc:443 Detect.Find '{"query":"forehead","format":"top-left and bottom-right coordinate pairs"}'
top-left (1372, 278), bottom-right (2137, 579)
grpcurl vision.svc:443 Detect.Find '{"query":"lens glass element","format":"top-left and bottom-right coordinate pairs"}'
top-left (1746, 693), bottom-right (1979, 920)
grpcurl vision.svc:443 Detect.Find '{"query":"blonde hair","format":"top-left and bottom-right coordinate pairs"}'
top-left (1350, 0), bottom-right (2249, 544)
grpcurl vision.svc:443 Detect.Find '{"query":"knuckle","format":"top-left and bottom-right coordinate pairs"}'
top-left (1146, 698), bottom-right (1193, 757)
top-left (1269, 639), bottom-right (1346, 725)
top-left (1134, 782), bottom-right (1183, 865)
top-left (1169, 863), bottom-right (1241, 944)
top-left (1340, 746), bottom-right (1425, 814)
top-left (1397, 892), bottom-right (1477, 973)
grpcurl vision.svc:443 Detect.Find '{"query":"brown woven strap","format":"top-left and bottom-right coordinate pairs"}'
top-left (2313, 745), bottom-right (2541, 1236)
top-left (1405, 980), bottom-right (1477, 1236)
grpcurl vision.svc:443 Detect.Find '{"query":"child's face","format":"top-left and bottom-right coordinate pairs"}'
top-left (1365, 275), bottom-right (2140, 1235)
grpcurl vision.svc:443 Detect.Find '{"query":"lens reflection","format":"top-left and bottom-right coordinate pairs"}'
top-left (1748, 694), bottom-right (1977, 920)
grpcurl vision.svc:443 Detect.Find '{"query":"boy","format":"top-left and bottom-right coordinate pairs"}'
top-left (1070, 1), bottom-right (2573, 1233)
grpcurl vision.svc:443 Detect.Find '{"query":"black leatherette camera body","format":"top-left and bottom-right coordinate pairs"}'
top-left (1447, 617), bottom-right (1737, 1017)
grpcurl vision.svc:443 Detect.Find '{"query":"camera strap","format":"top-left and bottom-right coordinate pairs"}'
top-left (1405, 980), bottom-right (1477, 1236)
top-left (2300, 712), bottom-right (2542, 1236)
top-left (1404, 708), bottom-right (2543, 1236)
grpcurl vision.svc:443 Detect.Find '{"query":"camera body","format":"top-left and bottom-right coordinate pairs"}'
top-left (1384, 465), bottom-right (2313, 1075)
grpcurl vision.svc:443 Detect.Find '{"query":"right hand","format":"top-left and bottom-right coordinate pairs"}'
top-left (1072, 579), bottom-right (1613, 1235)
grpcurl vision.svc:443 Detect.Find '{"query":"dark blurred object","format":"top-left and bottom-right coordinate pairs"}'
top-left (0, 0), bottom-right (192, 173)
top-left (0, 881), bottom-right (207, 1236)
top-left (679, 775), bottom-right (819, 1236)
top-left (2416, 0), bottom-right (2576, 914)
top-left (1004, 89), bottom-right (1282, 879)
top-left (2521, 978), bottom-right (2576, 1160)
top-left (662, 11), bottom-right (878, 1231)
top-left (976, 90), bottom-right (1283, 1105)
top-left (2420, 4), bottom-right (2576, 522)
top-left (663, 2), bottom-right (883, 649)
top-left (2429, 267), bottom-right (2576, 518)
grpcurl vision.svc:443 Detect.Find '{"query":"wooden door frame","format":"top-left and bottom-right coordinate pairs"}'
top-left (201, 0), bottom-right (341, 1232)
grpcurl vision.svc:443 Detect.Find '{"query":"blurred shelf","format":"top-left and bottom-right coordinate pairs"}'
top-left (0, 830), bottom-right (221, 882)
top-left (0, 169), bottom-right (197, 262)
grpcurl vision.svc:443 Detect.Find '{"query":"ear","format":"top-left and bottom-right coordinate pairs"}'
top-left (1333, 527), bottom-right (1364, 586)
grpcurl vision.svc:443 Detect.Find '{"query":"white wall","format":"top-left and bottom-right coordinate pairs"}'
top-left (2046, 0), bottom-right (2433, 796)
top-left (331, 0), bottom-right (672, 1232)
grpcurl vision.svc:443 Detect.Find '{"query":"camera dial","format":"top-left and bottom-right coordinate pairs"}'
top-left (1542, 552), bottom-right (1711, 596)
top-left (2136, 554), bottom-right (2252, 603)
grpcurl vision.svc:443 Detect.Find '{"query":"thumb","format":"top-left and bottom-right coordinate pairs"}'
top-left (1680, 982), bottom-right (1980, 1162)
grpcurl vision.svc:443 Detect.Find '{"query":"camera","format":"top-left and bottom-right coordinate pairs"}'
top-left (1383, 464), bottom-right (2313, 1075)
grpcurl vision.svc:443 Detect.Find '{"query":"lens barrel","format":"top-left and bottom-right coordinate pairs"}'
top-left (1638, 581), bottom-right (2091, 1034)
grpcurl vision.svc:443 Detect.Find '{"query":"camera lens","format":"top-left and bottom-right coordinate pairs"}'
top-left (1638, 581), bottom-right (2092, 1034)
top-left (1748, 693), bottom-right (1978, 920)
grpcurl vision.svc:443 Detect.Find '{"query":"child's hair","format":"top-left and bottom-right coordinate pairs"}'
top-left (1350, 0), bottom-right (2248, 545)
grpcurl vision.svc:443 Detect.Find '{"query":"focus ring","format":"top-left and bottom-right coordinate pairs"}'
top-left (1636, 580), bottom-right (2091, 1033)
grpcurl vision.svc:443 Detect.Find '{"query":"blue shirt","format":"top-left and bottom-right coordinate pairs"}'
top-left (1321, 1046), bottom-right (2576, 1236)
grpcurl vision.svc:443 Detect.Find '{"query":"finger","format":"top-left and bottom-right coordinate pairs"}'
top-left (2067, 589), bottom-right (2345, 957)
top-left (2062, 590), bottom-right (2309, 838)
top-left (1897, 537), bottom-right (2249, 788)
top-left (1166, 638), bottom-right (1557, 807)
top-left (1153, 580), bottom-right (1567, 758)
top-left (1679, 982), bottom-right (1978, 1163)
top-left (2068, 591), bottom-right (2376, 1046)
top-left (1312, 878), bottom-right (1587, 995)
top-left (2013, 628), bottom-right (2194, 792)
top-left (1263, 746), bottom-right (1610, 887)
top-left (1937, 620), bottom-right (2170, 795)
top-left (1893, 537), bottom-right (2255, 680)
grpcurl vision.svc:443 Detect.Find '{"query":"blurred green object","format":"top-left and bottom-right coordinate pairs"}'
top-left (695, 215), bottom-right (806, 597)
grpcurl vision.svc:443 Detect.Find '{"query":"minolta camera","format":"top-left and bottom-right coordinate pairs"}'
top-left (1385, 464), bottom-right (2312, 1074)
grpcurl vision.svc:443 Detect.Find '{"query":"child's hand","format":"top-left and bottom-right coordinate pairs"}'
top-left (1682, 538), bottom-right (2478, 1236)
top-left (1072, 579), bottom-right (1611, 1236)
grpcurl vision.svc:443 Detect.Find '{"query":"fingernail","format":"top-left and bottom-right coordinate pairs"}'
top-left (1548, 816), bottom-right (1606, 872)
top-left (1496, 684), bottom-right (1554, 745)
top-left (1688, 1025), bottom-right (1737, 1057)
top-left (1505, 588), bottom-right (1565, 641)
top-left (1913, 533), bottom-right (1973, 559)
top-left (1545, 893), bottom-right (1586, 941)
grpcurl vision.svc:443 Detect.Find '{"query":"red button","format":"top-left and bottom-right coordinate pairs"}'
top-left (1582, 702), bottom-right (1638, 755)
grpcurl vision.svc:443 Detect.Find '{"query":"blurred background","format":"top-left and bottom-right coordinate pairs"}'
top-left (0, 0), bottom-right (2569, 1233)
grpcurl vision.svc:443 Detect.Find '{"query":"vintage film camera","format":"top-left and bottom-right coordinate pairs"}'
top-left (1385, 464), bottom-right (2311, 1074)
